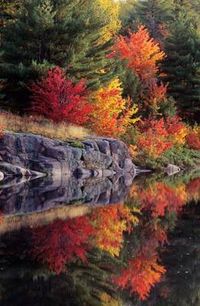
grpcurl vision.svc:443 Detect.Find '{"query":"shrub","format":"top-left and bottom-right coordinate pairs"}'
top-left (30, 67), bottom-right (92, 125)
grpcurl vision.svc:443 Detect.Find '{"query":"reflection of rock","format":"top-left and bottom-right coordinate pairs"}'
top-left (0, 174), bottom-right (132, 215)
top-left (0, 171), bottom-right (4, 181)
top-left (0, 133), bottom-right (140, 215)
top-left (0, 133), bottom-right (137, 182)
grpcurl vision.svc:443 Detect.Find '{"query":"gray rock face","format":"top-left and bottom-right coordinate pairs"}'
top-left (0, 133), bottom-right (136, 182)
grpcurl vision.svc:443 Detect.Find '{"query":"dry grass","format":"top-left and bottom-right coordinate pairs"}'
top-left (0, 112), bottom-right (90, 140)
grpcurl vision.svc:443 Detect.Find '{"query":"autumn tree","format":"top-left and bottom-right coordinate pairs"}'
top-left (89, 78), bottom-right (138, 137)
top-left (30, 67), bottom-right (92, 124)
top-left (112, 26), bottom-right (167, 115)
top-left (113, 26), bottom-right (165, 81)
top-left (97, 0), bottom-right (121, 43)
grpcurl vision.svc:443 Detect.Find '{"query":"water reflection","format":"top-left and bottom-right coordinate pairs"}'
top-left (0, 172), bottom-right (200, 305)
top-left (0, 174), bottom-right (132, 215)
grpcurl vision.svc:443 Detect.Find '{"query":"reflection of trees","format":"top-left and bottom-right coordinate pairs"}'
top-left (0, 244), bottom-right (123, 306)
top-left (141, 204), bottom-right (200, 306)
top-left (91, 204), bottom-right (139, 257)
top-left (31, 216), bottom-right (94, 274)
top-left (0, 174), bottom-right (200, 305)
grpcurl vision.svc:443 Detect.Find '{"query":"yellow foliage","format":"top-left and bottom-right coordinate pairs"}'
top-left (100, 292), bottom-right (122, 306)
top-left (129, 144), bottom-right (138, 158)
top-left (92, 204), bottom-right (139, 257)
top-left (97, 0), bottom-right (121, 43)
top-left (171, 125), bottom-right (188, 145)
top-left (90, 78), bottom-right (139, 137)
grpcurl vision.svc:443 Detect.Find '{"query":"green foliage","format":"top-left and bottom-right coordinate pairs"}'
top-left (158, 96), bottom-right (177, 118)
top-left (124, 0), bottom-right (174, 45)
top-left (161, 13), bottom-right (200, 122)
top-left (142, 146), bottom-right (200, 170)
top-left (0, 0), bottom-right (116, 112)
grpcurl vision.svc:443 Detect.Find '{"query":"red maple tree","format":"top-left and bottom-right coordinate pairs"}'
top-left (30, 67), bottom-right (92, 124)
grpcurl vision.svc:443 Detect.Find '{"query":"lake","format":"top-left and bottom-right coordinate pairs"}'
top-left (0, 171), bottom-right (200, 306)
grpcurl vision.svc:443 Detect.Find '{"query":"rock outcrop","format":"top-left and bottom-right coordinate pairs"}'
top-left (0, 132), bottom-right (137, 183)
top-left (0, 132), bottom-right (139, 214)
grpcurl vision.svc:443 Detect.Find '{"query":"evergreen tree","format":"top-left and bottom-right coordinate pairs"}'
top-left (172, 0), bottom-right (200, 28)
top-left (125, 0), bottom-right (174, 46)
top-left (0, 0), bottom-right (20, 26)
top-left (0, 0), bottom-right (118, 112)
top-left (161, 13), bottom-right (200, 122)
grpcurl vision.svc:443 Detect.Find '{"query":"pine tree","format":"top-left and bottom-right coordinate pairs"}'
top-left (0, 0), bottom-right (119, 112)
top-left (161, 13), bottom-right (200, 122)
top-left (125, 0), bottom-right (174, 46)
top-left (172, 0), bottom-right (200, 28)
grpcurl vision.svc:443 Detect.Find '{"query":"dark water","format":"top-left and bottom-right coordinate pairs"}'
top-left (0, 172), bottom-right (200, 306)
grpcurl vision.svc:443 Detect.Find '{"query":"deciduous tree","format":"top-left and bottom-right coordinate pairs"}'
top-left (30, 67), bottom-right (92, 124)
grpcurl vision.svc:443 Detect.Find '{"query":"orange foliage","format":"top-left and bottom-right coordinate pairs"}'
top-left (135, 116), bottom-right (188, 157)
top-left (90, 79), bottom-right (138, 137)
top-left (136, 118), bottom-right (173, 157)
top-left (186, 178), bottom-right (200, 202)
top-left (114, 252), bottom-right (166, 300)
top-left (0, 124), bottom-right (4, 138)
top-left (140, 182), bottom-right (186, 217)
top-left (91, 204), bottom-right (138, 256)
top-left (165, 116), bottom-right (188, 145)
top-left (0, 211), bottom-right (4, 224)
top-left (137, 134), bottom-right (172, 158)
top-left (112, 26), bottom-right (165, 81)
top-left (145, 80), bottom-right (167, 109)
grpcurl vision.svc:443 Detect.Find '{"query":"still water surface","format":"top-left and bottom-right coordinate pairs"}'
top-left (0, 172), bottom-right (200, 306)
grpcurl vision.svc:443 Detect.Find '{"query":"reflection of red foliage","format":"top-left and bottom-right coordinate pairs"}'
top-left (186, 178), bottom-right (200, 202)
top-left (113, 221), bottom-right (167, 300)
top-left (159, 285), bottom-right (171, 299)
top-left (114, 252), bottom-right (166, 300)
top-left (31, 216), bottom-right (94, 274)
top-left (0, 210), bottom-right (4, 224)
top-left (140, 182), bottom-right (185, 217)
top-left (187, 178), bottom-right (200, 194)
